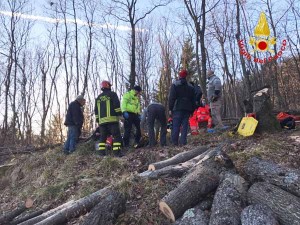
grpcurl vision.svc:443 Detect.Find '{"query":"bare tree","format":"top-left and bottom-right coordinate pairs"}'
top-left (108, 0), bottom-right (170, 89)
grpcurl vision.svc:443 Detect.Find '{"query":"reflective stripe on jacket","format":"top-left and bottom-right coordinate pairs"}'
top-left (95, 90), bottom-right (121, 125)
top-left (121, 90), bottom-right (141, 114)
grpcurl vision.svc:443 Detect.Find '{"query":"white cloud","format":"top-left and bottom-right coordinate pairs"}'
top-left (0, 10), bottom-right (145, 32)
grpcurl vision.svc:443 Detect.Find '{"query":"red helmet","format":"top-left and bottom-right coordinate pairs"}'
top-left (101, 80), bottom-right (112, 90)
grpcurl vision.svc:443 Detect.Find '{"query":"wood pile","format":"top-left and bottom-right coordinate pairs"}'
top-left (1, 143), bottom-right (300, 225)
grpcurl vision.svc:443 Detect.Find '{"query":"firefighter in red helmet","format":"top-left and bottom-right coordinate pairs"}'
top-left (94, 80), bottom-right (123, 157)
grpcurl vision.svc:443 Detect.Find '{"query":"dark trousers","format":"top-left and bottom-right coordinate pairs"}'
top-left (147, 106), bottom-right (167, 147)
top-left (123, 113), bottom-right (141, 147)
top-left (171, 110), bottom-right (190, 146)
top-left (98, 123), bottom-right (122, 151)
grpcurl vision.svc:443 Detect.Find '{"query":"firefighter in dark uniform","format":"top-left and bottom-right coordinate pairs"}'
top-left (141, 101), bottom-right (167, 147)
top-left (95, 81), bottom-right (123, 157)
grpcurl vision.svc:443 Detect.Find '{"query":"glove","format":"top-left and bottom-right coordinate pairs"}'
top-left (123, 112), bottom-right (129, 119)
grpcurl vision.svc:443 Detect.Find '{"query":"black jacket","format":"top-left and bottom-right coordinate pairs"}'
top-left (95, 89), bottom-right (122, 125)
top-left (168, 78), bottom-right (196, 113)
top-left (64, 100), bottom-right (84, 127)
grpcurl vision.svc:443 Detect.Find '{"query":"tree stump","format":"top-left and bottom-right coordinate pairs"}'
top-left (252, 88), bottom-right (280, 132)
top-left (241, 204), bottom-right (279, 225)
top-left (245, 157), bottom-right (300, 197)
top-left (209, 173), bottom-right (248, 225)
top-left (248, 182), bottom-right (300, 225)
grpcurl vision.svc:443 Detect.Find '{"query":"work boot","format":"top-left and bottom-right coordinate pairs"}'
top-left (113, 150), bottom-right (124, 157)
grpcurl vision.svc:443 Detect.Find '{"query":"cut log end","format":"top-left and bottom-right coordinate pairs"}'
top-left (159, 201), bottom-right (175, 222)
top-left (25, 198), bottom-right (34, 208)
top-left (148, 164), bottom-right (155, 171)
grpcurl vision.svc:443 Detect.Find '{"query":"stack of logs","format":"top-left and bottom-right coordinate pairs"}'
top-left (141, 144), bottom-right (300, 225)
top-left (1, 143), bottom-right (300, 225)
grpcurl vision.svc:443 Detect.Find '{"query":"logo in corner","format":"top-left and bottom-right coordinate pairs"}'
top-left (249, 12), bottom-right (276, 53)
top-left (238, 12), bottom-right (287, 64)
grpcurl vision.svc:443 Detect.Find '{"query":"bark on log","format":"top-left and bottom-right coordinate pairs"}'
top-left (33, 188), bottom-right (113, 225)
top-left (9, 209), bottom-right (46, 225)
top-left (140, 149), bottom-right (214, 179)
top-left (248, 182), bottom-right (300, 225)
top-left (241, 204), bottom-right (279, 225)
top-left (174, 208), bottom-right (209, 225)
top-left (148, 146), bottom-right (209, 170)
top-left (80, 190), bottom-right (126, 225)
top-left (252, 88), bottom-right (280, 132)
top-left (209, 173), bottom-right (248, 225)
top-left (159, 147), bottom-right (224, 222)
top-left (18, 200), bottom-right (75, 225)
top-left (245, 157), bottom-right (300, 197)
top-left (0, 199), bottom-right (33, 225)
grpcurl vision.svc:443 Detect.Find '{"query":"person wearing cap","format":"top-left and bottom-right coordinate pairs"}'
top-left (63, 94), bottom-right (86, 154)
top-left (95, 80), bottom-right (123, 157)
top-left (121, 85), bottom-right (142, 147)
top-left (168, 69), bottom-right (196, 146)
top-left (207, 70), bottom-right (225, 130)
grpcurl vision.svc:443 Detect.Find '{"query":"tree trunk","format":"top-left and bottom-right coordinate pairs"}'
top-left (18, 200), bottom-right (75, 225)
top-left (209, 173), bottom-right (248, 225)
top-left (159, 149), bottom-right (223, 222)
top-left (252, 88), bottom-right (280, 132)
top-left (32, 188), bottom-right (112, 225)
top-left (0, 199), bottom-right (33, 225)
top-left (148, 146), bottom-right (209, 170)
top-left (241, 204), bottom-right (279, 225)
top-left (248, 182), bottom-right (300, 225)
top-left (244, 157), bottom-right (300, 197)
top-left (10, 209), bottom-right (46, 225)
top-left (174, 208), bottom-right (209, 225)
top-left (80, 190), bottom-right (126, 225)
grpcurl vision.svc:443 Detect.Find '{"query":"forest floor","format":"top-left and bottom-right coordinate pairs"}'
top-left (0, 128), bottom-right (300, 224)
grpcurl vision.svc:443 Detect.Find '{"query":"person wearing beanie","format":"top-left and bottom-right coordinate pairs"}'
top-left (94, 80), bottom-right (123, 157)
top-left (64, 94), bottom-right (86, 154)
top-left (207, 70), bottom-right (226, 131)
top-left (168, 69), bottom-right (196, 146)
top-left (121, 85), bottom-right (142, 147)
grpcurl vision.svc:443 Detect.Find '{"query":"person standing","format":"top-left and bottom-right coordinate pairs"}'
top-left (207, 70), bottom-right (225, 130)
top-left (95, 80), bottom-right (123, 157)
top-left (168, 69), bottom-right (196, 146)
top-left (121, 85), bottom-right (142, 148)
top-left (141, 100), bottom-right (167, 147)
top-left (64, 95), bottom-right (86, 154)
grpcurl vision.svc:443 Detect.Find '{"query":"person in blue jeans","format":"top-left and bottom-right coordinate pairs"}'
top-left (168, 69), bottom-right (196, 146)
top-left (64, 95), bottom-right (86, 154)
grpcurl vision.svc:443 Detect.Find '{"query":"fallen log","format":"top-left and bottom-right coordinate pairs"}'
top-left (140, 149), bottom-right (214, 180)
top-left (245, 157), bottom-right (300, 197)
top-left (148, 146), bottom-right (209, 171)
top-left (159, 147), bottom-right (224, 222)
top-left (10, 208), bottom-right (47, 225)
top-left (33, 188), bottom-right (113, 225)
top-left (80, 190), bottom-right (126, 225)
top-left (0, 198), bottom-right (33, 225)
top-left (174, 208), bottom-right (209, 225)
top-left (248, 182), bottom-right (300, 225)
top-left (18, 200), bottom-right (75, 225)
top-left (241, 204), bottom-right (279, 225)
top-left (209, 173), bottom-right (248, 225)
